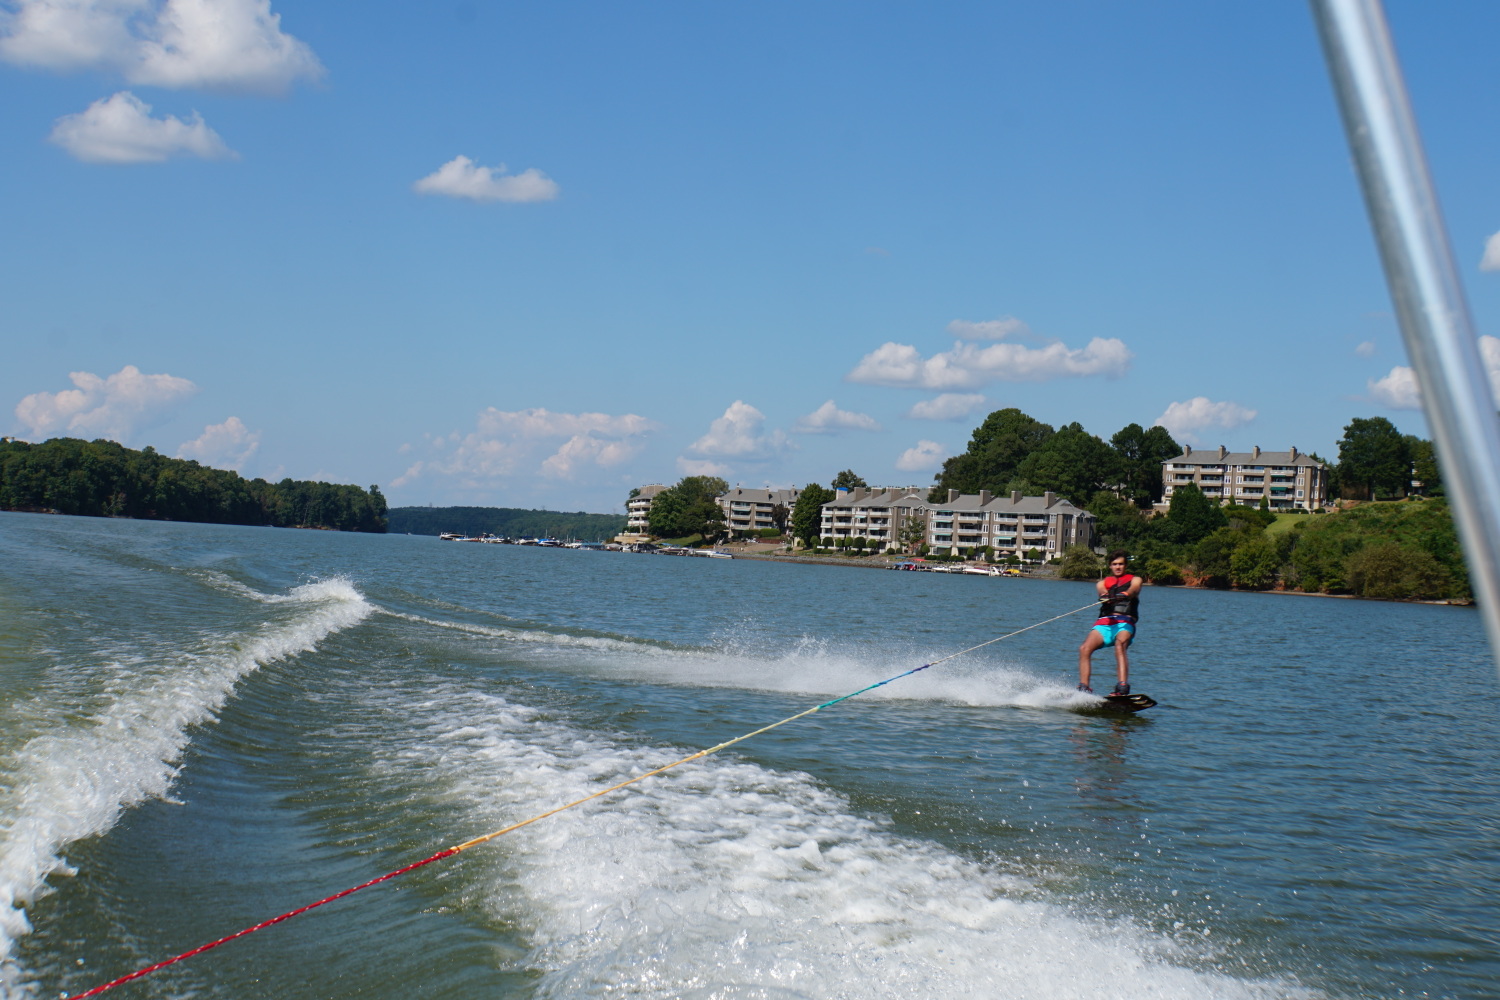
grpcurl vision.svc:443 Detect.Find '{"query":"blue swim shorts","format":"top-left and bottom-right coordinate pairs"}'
top-left (1092, 622), bottom-right (1136, 646)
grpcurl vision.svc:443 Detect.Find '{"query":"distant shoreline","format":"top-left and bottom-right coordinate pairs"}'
top-left (722, 547), bottom-right (1471, 605)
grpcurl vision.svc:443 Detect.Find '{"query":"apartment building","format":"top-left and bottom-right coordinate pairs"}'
top-left (718, 486), bottom-right (801, 535)
top-left (820, 487), bottom-right (1095, 558)
top-left (622, 484), bottom-right (667, 540)
top-left (622, 483), bottom-right (800, 540)
top-left (1161, 445), bottom-right (1327, 510)
top-left (818, 486), bottom-right (924, 549)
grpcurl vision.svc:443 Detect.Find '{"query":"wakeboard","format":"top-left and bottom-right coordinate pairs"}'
top-left (1100, 692), bottom-right (1156, 713)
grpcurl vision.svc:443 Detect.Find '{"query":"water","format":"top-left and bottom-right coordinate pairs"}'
top-left (0, 512), bottom-right (1495, 1000)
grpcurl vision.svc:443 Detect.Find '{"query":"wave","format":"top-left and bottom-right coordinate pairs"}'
top-left (361, 684), bottom-right (1313, 1000)
top-left (0, 578), bottom-right (373, 993)
top-left (598, 634), bottom-right (1095, 710)
top-left (382, 609), bottom-right (694, 655)
top-left (384, 609), bottom-right (1090, 711)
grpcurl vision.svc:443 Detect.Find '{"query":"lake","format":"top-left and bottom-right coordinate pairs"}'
top-left (1, 512), bottom-right (1495, 1000)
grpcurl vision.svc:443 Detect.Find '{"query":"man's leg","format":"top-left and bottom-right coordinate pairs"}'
top-left (1078, 629), bottom-right (1105, 690)
top-left (1113, 630), bottom-right (1132, 690)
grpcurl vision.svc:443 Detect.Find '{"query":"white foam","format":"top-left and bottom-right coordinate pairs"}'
top-left (584, 634), bottom-right (1086, 711)
top-left (383, 609), bottom-right (1087, 711)
top-left (0, 578), bottom-right (372, 989)
top-left (382, 609), bottom-right (688, 655)
top-left (367, 686), bottom-right (1315, 999)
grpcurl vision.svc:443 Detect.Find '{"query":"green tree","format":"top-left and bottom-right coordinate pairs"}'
top-left (0, 437), bottom-right (383, 532)
top-left (1143, 558), bottom-right (1183, 585)
top-left (933, 408), bottom-right (1055, 496)
top-left (1345, 542), bottom-right (1451, 600)
top-left (1015, 422), bottom-right (1119, 504)
top-left (1338, 417), bottom-right (1410, 500)
top-left (646, 475), bottom-right (728, 540)
top-left (1223, 504), bottom-right (1275, 531)
top-left (1191, 527), bottom-right (1239, 588)
top-left (790, 482), bottom-right (835, 547)
top-left (898, 509), bottom-right (928, 553)
top-left (1111, 423), bottom-right (1180, 506)
top-left (831, 469), bottom-right (867, 490)
top-left (1229, 534), bottom-right (1281, 589)
top-left (1405, 435), bottom-right (1442, 496)
top-left (1163, 483), bottom-right (1227, 545)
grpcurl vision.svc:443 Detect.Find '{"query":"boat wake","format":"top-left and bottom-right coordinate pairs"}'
top-left (391, 606), bottom-right (1091, 711)
top-left (0, 578), bottom-right (372, 996)
top-left (359, 682), bottom-right (1313, 1000)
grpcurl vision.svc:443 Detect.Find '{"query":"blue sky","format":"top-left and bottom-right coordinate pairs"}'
top-left (4, 1), bottom-right (1499, 515)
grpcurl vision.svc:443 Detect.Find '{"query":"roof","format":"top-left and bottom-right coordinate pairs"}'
top-left (823, 488), bottom-right (1094, 518)
top-left (721, 487), bottom-right (800, 504)
top-left (1169, 448), bottom-right (1324, 468)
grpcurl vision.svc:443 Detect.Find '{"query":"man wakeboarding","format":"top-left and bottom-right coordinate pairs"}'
top-left (1078, 550), bottom-right (1141, 696)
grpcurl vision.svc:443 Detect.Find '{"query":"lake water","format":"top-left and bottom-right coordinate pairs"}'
top-left (0, 512), bottom-right (1496, 1000)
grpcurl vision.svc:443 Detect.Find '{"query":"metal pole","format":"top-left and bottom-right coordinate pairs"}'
top-left (1310, 0), bottom-right (1500, 673)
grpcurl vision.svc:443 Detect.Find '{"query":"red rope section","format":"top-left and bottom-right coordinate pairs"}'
top-left (64, 848), bottom-right (457, 999)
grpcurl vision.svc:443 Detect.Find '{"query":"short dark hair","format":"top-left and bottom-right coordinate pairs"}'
top-left (1107, 549), bottom-right (1129, 563)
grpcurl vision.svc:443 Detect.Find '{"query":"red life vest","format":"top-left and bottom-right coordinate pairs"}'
top-left (1101, 573), bottom-right (1139, 619)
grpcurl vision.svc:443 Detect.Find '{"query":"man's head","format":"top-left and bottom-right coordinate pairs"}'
top-left (1107, 550), bottom-right (1128, 574)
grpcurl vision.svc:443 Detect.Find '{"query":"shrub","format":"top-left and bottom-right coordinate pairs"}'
top-left (1344, 543), bottom-right (1452, 600)
top-left (1229, 534), bottom-right (1281, 590)
top-left (1058, 545), bottom-right (1103, 580)
top-left (1144, 558), bottom-right (1183, 585)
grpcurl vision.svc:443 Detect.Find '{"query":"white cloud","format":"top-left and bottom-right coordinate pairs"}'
top-left (0, 0), bottom-right (323, 94)
top-left (1153, 397), bottom-right (1257, 443)
top-left (1368, 366), bottom-right (1420, 410)
top-left (1368, 335), bottom-right (1500, 410)
top-left (895, 439), bottom-right (948, 472)
top-left (392, 407), bottom-right (657, 489)
top-left (847, 337), bottom-right (1132, 390)
top-left (792, 400), bottom-right (881, 434)
top-left (946, 316), bottom-right (1030, 341)
top-left (1355, 341), bottom-right (1376, 358)
top-left (177, 415), bottom-right (259, 471)
top-left (675, 457), bottom-right (730, 476)
top-left (905, 393), bottom-right (987, 421)
top-left (413, 155), bottom-right (559, 203)
top-left (48, 91), bottom-right (235, 163)
top-left (686, 401), bottom-right (788, 459)
top-left (1482, 231), bottom-right (1500, 272)
top-left (14, 365), bottom-right (198, 441)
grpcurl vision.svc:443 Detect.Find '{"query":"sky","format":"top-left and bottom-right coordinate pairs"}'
top-left (3, 1), bottom-right (1499, 516)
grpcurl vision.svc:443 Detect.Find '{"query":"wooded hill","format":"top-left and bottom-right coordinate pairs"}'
top-left (388, 506), bottom-right (626, 541)
top-left (0, 437), bottom-right (387, 533)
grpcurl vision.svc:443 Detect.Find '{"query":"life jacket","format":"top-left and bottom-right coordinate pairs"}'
top-left (1101, 573), bottom-right (1139, 619)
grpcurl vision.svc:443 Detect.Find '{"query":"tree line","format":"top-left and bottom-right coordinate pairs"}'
top-left (389, 506), bottom-right (626, 541)
top-left (1066, 483), bottom-right (1466, 601)
top-left (638, 407), bottom-right (1463, 600)
top-left (0, 437), bottom-right (387, 533)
